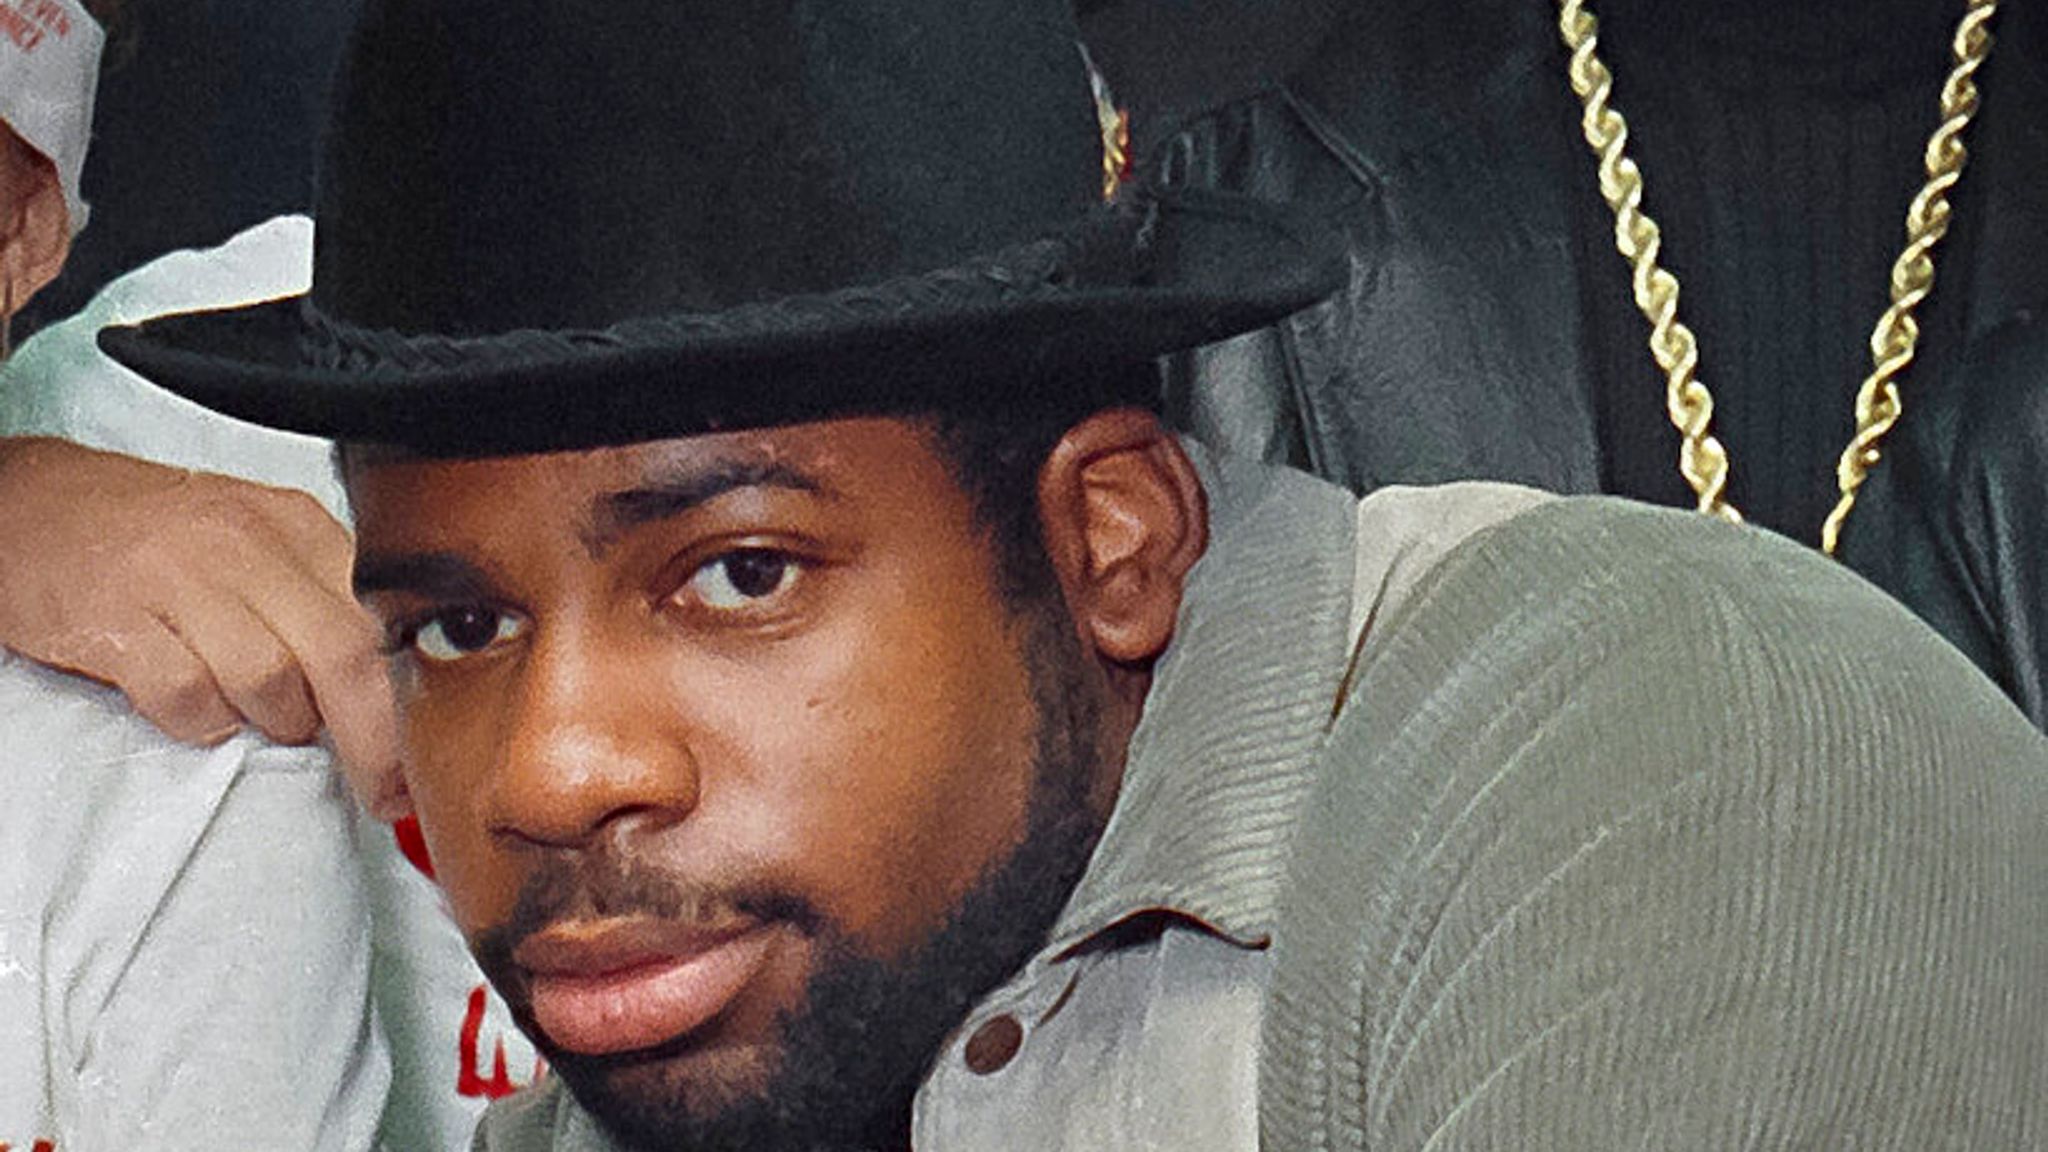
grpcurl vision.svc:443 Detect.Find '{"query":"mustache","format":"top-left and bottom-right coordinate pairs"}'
top-left (474, 851), bottom-right (819, 988)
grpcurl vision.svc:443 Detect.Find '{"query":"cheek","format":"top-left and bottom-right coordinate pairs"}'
top-left (684, 582), bottom-right (1043, 958)
top-left (398, 689), bottom-right (525, 937)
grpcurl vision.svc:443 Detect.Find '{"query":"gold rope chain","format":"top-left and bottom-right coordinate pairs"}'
top-left (1556, 0), bottom-right (1999, 553)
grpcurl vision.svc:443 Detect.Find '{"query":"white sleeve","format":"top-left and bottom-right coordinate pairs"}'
top-left (61, 746), bottom-right (391, 1152)
top-left (0, 213), bottom-right (347, 522)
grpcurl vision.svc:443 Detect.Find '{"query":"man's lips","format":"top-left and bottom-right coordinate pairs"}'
top-left (515, 916), bottom-right (779, 1056)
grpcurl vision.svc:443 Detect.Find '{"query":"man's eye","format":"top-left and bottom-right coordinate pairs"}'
top-left (409, 607), bottom-right (527, 663)
top-left (686, 549), bottom-right (801, 611)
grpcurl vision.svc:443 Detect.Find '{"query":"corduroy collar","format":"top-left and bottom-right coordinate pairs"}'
top-left (1045, 445), bottom-right (1361, 953)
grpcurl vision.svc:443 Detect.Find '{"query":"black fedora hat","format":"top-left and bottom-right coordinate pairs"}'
top-left (99, 0), bottom-right (1342, 455)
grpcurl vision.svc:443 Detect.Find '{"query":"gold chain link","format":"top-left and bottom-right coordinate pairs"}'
top-left (1558, 0), bottom-right (1739, 524)
top-left (1822, 0), bottom-right (1998, 554)
top-left (1101, 105), bottom-right (1131, 201)
top-left (1555, 0), bottom-right (1998, 549)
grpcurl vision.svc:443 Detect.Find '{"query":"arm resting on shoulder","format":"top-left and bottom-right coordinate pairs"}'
top-left (0, 436), bottom-right (404, 813)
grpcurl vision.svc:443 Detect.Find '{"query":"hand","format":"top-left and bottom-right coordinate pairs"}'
top-left (0, 437), bottom-right (407, 816)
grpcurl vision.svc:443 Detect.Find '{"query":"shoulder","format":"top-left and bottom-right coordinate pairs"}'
top-left (1368, 492), bottom-right (1996, 669)
top-left (1269, 497), bottom-right (2048, 1147)
top-left (1345, 480), bottom-right (1554, 655)
top-left (1351, 494), bottom-right (2043, 768)
top-left (0, 656), bottom-right (379, 1144)
top-left (0, 646), bottom-right (349, 945)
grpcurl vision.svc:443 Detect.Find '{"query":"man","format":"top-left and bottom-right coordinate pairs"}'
top-left (1099, 0), bottom-right (2048, 732)
top-left (1, 0), bottom-right (534, 1139)
top-left (102, 1), bottom-right (2048, 1149)
top-left (0, 0), bottom-right (394, 797)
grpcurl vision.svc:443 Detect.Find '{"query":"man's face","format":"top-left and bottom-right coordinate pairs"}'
top-left (347, 417), bottom-right (1111, 1150)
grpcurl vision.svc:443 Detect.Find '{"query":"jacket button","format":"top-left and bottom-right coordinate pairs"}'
top-left (962, 1013), bottom-right (1024, 1075)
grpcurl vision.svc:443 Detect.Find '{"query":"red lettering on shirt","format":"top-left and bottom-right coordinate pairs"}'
top-left (17, 0), bottom-right (65, 36)
top-left (0, 1139), bottom-right (60, 1152)
top-left (0, 0), bottom-right (69, 50)
top-left (392, 815), bottom-right (436, 879)
top-left (458, 984), bottom-right (545, 1099)
top-left (0, 4), bottom-right (45, 51)
top-left (396, 824), bottom-right (550, 1099)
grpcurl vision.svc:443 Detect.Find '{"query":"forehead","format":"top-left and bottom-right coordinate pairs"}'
top-left (342, 416), bottom-right (961, 545)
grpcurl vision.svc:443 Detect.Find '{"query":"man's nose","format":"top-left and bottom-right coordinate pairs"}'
top-left (483, 627), bottom-right (699, 849)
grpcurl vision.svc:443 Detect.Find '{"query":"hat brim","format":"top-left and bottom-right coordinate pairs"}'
top-left (98, 192), bottom-right (1341, 455)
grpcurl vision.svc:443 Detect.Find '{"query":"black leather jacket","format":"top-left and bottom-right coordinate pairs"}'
top-left (1845, 319), bottom-right (2048, 728)
top-left (1133, 0), bottom-right (2048, 721)
top-left (1140, 0), bottom-right (2048, 501)
top-left (1148, 0), bottom-right (1606, 495)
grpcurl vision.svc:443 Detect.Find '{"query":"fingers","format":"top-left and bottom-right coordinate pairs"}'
top-left (309, 653), bottom-right (406, 819)
top-left (0, 444), bottom-right (409, 810)
top-left (159, 581), bottom-right (324, 747)
top-left (113, 522), bottom-right (408, 814)
top-left (23, 611), bottom-right (244, 746)
top-left (236, 558), bottom-right (408, 814)
top-left (176, 509), bottom-right (409, 813)
top-left (99, 622), bottom-right (245, 747)
top-left (229, 481), bottom-right (360, 602)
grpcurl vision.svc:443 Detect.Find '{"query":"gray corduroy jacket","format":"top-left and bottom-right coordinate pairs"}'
top-left (477, 448), bottom-right (2047, 1150)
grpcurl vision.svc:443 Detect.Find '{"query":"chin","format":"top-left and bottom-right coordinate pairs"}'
top-left (569, 1035), bottom-right (786, 1144)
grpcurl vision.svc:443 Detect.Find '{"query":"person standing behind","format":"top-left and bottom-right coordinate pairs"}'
top-left (0, 0), bottom-right (543, 1134)
top-left (0, 6), bottom-right (391, 1147)
top-left (0, 0), bottom-right (96, 347)
top-left (0, 210), bottom-right (545, 1150)
top-left (1135, 0), bottom-right (2046, 547)
top-left (1108, 0), bottom-right (2048, 729)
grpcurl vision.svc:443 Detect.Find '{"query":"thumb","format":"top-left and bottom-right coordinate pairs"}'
top-left (318, 667), bottom-right (410, 820)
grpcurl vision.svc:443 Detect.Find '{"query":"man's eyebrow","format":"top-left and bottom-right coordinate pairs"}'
top-left (352, 551), bottom-right (496, 602)
top-left (581, 455), bottom-right (830, 558)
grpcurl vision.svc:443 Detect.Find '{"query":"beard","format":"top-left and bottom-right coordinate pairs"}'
top-left (474, 593), bottom-right (1109, 1152)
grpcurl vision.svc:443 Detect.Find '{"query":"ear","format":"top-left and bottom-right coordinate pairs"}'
top-left (0, 127), bottom-right (73, 321)
top-left (1036, 407), bottom-right (1207, 664)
